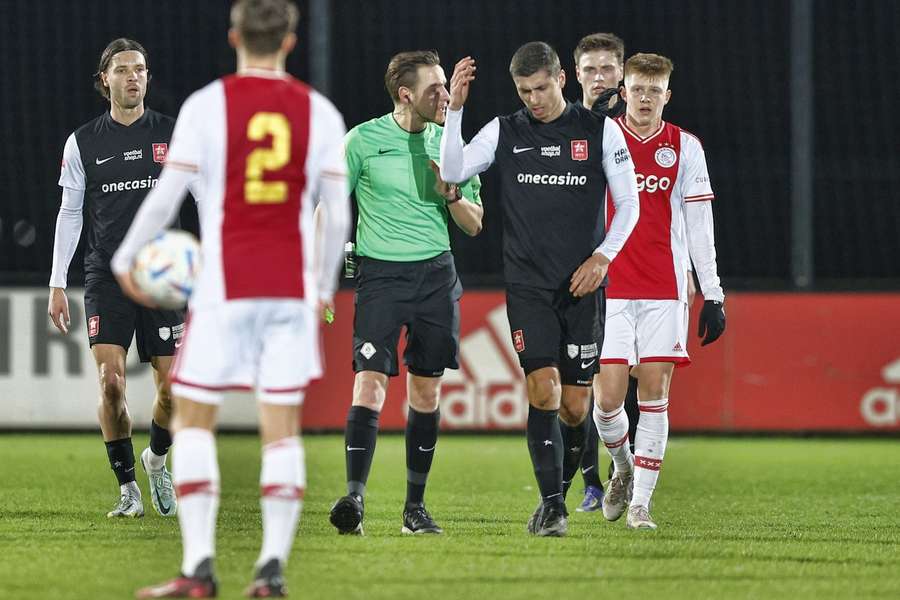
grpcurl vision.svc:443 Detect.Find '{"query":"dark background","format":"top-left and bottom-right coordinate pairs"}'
top-left (1, 0), bottom-right (897, 288)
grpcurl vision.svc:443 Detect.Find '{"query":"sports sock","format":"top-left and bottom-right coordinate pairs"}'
top-left (593, 403), bottom-right (633, 475)
top-left (257, 436), bottom-right (305, 568)
top-left (579, 417), bottom-right (603, 489)
top-left (147, 419), bottom-right (172, 470)
top-left (345, 406), bottom-right (380, 498)
top-left (625, 375), bottom-right (640, 455)
top-left (559, 416), bottom-right (587, 498)
top-left (526, 405), bottom-right (564, 506)
top-left (105, 437), bottom-right (137, 485)
top-left (173, 428), bottom-right (220, 577)
top-left (632, 398), bottom-right (669, 508)
top-left (405, 407), bottom-right (440, 507)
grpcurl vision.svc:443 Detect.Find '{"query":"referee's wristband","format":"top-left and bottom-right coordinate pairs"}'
top-left (445, 186), bottom-right (462, 205)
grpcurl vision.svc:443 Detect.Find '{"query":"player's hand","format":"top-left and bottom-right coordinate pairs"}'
top-left (48, 287), bottom-right (71, 334)
top-left (448, 56), bottom-right (476, 111)
top-left (318, 298), bottom-right (335, 325)
top-left (115, 271), bottom-right (158, 309)
top-left (687, 270), bottom-right (697, 306)
top-left (697, 300), bottom-right (725, 346)
top-left (570, 253), bottom-right (610, 297)
top-left (428, 160), bottom-right (460, 203)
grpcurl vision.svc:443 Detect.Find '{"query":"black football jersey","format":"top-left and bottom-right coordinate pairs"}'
top-left (59, 109), bottom-right (178, 276)
top-left (493, 102), bottom-right (617, 289)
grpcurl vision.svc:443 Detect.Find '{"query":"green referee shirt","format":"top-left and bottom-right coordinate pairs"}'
top-left (345, 113), bottom-right (482, 262)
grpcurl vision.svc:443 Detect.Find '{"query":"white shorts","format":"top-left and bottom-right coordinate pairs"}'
top-left (600, 299), bottom-right (690, 367)
top-left (170, 299), bottom-right (321, 405)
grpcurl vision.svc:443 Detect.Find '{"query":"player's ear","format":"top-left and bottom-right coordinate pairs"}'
top-left (398, 86), bottom-right (411, 104)
top-left (227, 28), bottom-right (240, 50)
top-left (281, 32), bottom-right (297, 55)
top-left (558, 69), bottom-right (566, 88)
top-left (664, 89), bottom-right (671, 105)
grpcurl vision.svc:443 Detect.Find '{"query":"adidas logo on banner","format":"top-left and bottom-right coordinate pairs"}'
top-left (403, 304), bottom-right (527, 429)
top-left (860, 357), bottom-right (900, 426)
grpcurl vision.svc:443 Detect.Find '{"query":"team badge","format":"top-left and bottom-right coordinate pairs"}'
top-left (88, 316), bottom-right (100, 337)
top-left (360, 342), bottom-right (376, 360)
top-left (654, 146), bottom-right (676, 168)
top-left (567, 344), bottom-right (579, 359)
top-left (570, 140), bottom-right (589, 161)
top-left (152, 143), bottom-right (168, 164)
top-left (512, 329), bottom-right (526, 353)
top-left (159, 327), bottom-right (171, 341)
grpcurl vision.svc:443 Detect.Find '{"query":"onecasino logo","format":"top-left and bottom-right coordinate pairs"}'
top-left (517, 172), bottom-right (587, 186)
top-left (101, 176), bottom-right (159, 193)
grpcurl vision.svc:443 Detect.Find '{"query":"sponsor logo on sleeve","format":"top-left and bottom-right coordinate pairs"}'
top-left (614, 147), bottom-right (630, 165)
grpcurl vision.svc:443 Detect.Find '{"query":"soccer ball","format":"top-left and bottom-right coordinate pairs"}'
top-left (132, 230), bottom-right (201, 309)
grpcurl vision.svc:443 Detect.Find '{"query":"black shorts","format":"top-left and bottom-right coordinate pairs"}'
top-left (83, 272), bottom-right (185, 363)
top-left (352, 252), bottom-right (462, 377)
top-left (505, 283), bottom-right (605, 386)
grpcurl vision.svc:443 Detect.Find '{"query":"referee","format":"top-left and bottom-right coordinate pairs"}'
top-left (48, 39), bottom-right (195, 519)
top-left (329, 50), bottom-right (483, 536)
top-left (440, 42), bottom-right (639, 536)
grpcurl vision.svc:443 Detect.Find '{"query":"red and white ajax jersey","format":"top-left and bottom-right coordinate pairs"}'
top-left (606, 118), bottom-right (714, 301)
top-left (166, 72), bottom-right (346, 306)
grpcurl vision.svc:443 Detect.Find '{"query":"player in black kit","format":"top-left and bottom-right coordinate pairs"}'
top-left (48, 39), bottom-right (192, 519)
top-left (440, 42), bottom-right (640, 536)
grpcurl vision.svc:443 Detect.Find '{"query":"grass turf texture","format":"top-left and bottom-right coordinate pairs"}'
top-left (0, 434), bottom-right (898, 599)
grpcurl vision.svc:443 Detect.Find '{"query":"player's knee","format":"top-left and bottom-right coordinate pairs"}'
top-left (155, 385), bottom-right (174, 414)
top-left (98, 364), bottom-right (125, 404)
top-left (353, 373), bottom-right (388, 411)
top-left (526, 372), bottom-right (561, 410)
top-left (560, 388), bottom-right (590, 425)
top-left (408, 378), bottom-right (440, 413)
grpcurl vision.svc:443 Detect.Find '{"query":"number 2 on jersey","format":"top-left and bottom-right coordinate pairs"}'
top-left (245, 112), bottom-right (290, 204)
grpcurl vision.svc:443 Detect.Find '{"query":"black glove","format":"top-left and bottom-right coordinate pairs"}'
top-left (590, 84), bottom-right (626, 118)
top-left (698, 300), bottom-right (726, 346)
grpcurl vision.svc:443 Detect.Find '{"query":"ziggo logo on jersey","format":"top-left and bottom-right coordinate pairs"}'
top-left (636, 174), bottom-right (671, 193)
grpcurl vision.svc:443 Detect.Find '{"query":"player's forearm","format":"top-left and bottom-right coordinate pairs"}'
top-left (110, 167), bottom-right (192, 276)
top-left (440, 109), bottom-right (496, 184)
top-left (448, 197), bottom-right (483, 236)
top-left (596, 169), bottom-right (639, 261)
top-left (685, 201), bottom-right (724, 302)
top-left (316, 176), bottom-right (351, 300)
top-left (48, 188), bottom-right (85, 289)
top-left (440, 108), bottom-right (468, 183)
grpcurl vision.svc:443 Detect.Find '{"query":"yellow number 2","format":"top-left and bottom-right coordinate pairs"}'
top-left (245, 112), bottom-right (291, 204)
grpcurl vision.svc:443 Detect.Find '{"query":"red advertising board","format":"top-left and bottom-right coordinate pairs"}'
top-left (304, 292), bottom-right (900, 432)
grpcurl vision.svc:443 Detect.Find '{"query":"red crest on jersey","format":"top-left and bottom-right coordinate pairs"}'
top-left (570, 140), bottom-right (588, 161)
top-left (152, 143), bottom-right (168, 163)
top-left (513, 329), bottom-right (526, 353)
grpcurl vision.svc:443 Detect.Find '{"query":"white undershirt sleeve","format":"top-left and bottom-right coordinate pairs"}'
top-left (48, 187), bottom-right (85, 288)
top-left (685, 201), bottom-right (724, 302)
top-left (596, 169), bottom-right (639, 261)
top-left (439, 108), bottom-right (498, 183)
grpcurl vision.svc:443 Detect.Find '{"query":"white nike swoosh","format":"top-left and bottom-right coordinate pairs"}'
top-left (581, 360), bottom-right (596, 369)
top-left (346, 446), bottom-right (366, 451)
top-left (418, 445), bottom-right (436, 452)
top-left (95, 156), bottom-right (115, 165)
top-left (512, 146), bottom-right (534, 154)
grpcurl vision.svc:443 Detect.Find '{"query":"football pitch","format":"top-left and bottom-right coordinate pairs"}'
top-left (1, 434), bottom-right (898, 599)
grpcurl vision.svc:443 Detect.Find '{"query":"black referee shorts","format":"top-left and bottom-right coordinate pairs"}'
top-left (352, 252), bottom-right (462, 378)
top-left (505, 282), bottom-right (605, 386)
top-left (83, 272), bottom-right (184, 363)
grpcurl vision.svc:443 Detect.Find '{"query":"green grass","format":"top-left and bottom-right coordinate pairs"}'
top-left (0, 434), bottom-right (898, 599)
